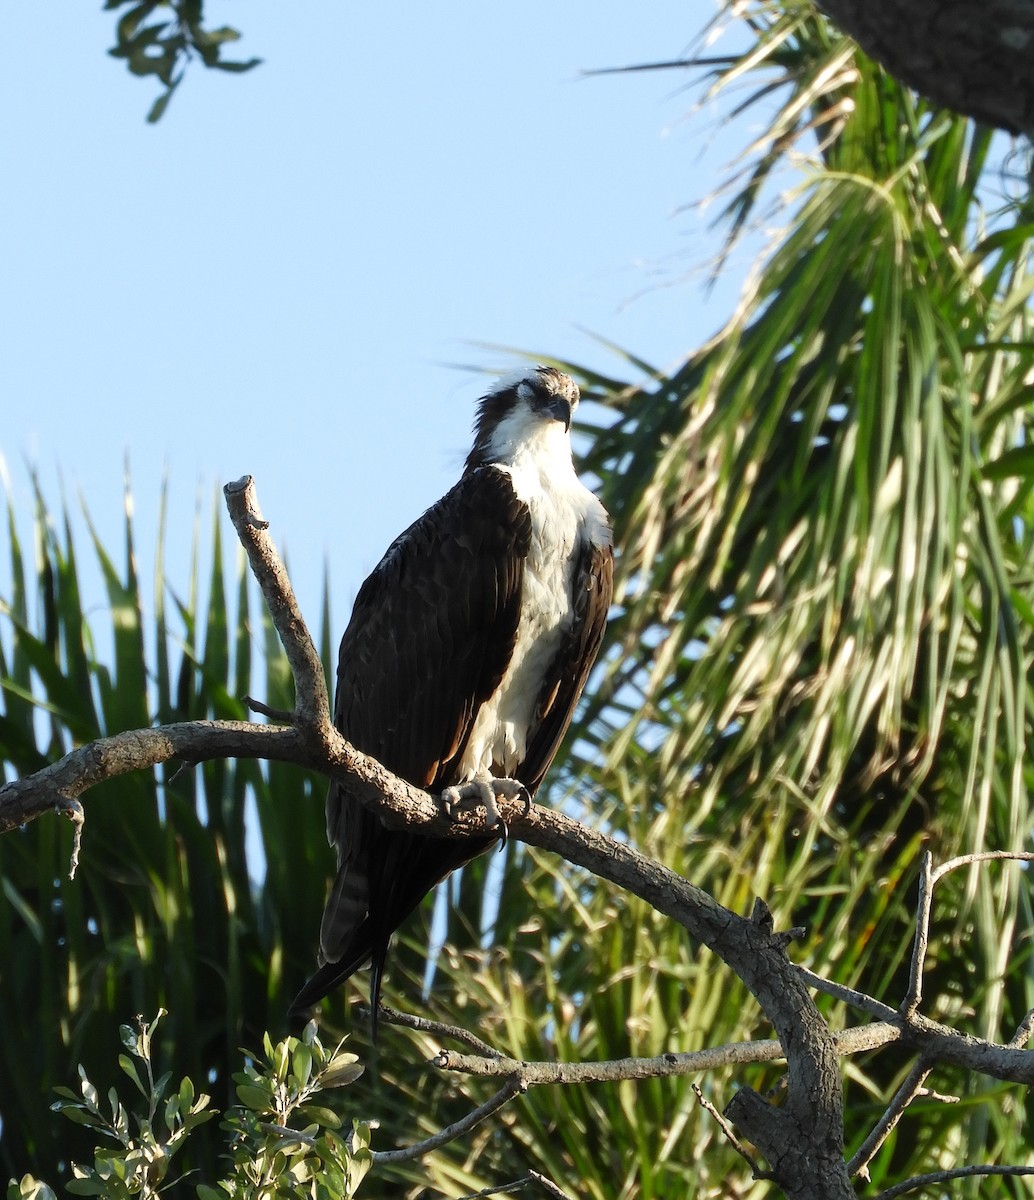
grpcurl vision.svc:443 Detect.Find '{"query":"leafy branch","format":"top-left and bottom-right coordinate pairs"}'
top-left (105, 0), bottom-right (261, 122)
top-left (8, 1013), bottom-right (370, 1200)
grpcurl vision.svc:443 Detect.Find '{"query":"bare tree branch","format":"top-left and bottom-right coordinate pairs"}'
top-left (370, 1077), bottom-right (526, 1166)
top-left (456, 1171), bottom-right (574, 1200)
top-left (0, 720), bottom-right (303, 834)
top-left (0, 481), bottom-right (855, 1193)
top-left (872, 1163), bottom-right (1034, 1199)
top-left (222, 475), bottom-right (332, 733)
top-left (899, 1012), bottom-right (1034, 1084)
top-left (901, 852), bottom-right (1034, 1024)
top-left (797, 967), bottom-right (899, 1021)
top-left (847, 1060), bottom-right (933, 1180)
top-left (931, 849), bottom-right (1034, 883)
top-left (691, 1083), bottom-right (769, 1179)
top-left (374, 1004), bottom-right (501, 1057)
top-left (430, 1023), bottom-right (901, 1085)
top-left (505, 837), bottom-right (855, 1197)
top-left (1009, 1007), bottom-right (1034, 1049)
top-left (901, 852), bottom-right (935, 1020)
top-left (243, 695), bottom-right (294, 722)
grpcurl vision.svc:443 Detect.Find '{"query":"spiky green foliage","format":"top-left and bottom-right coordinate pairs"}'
top-left (0, 483), bottom-right (335, 1180)
top-left (575, 8), bottom-right (1034, 855)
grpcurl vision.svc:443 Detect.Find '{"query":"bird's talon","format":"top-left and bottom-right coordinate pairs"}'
top-left (439, 775), bottom-right (525, 837)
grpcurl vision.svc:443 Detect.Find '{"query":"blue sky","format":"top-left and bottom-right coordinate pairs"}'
top-left (0, 3), bottom-right (754, 650)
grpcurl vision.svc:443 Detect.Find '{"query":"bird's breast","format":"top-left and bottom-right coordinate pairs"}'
top-left (458, 464), bottom-right (596, 780)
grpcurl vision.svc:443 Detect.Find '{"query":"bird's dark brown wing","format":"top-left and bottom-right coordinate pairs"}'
top-left (290, 467), bottom-right (531, 1018)
top-left (518, 539), bottom-right (613, 795)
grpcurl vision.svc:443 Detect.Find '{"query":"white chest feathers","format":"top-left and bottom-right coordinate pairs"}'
top-left (459, 443), bottom-right (611, 781)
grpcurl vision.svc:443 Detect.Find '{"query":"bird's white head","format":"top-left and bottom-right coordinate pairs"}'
top-left (465, 366), bottom-right (581, 473)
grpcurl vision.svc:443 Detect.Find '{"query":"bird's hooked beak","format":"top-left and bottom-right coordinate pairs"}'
top-left (543, 395), bottom-right (572, 432)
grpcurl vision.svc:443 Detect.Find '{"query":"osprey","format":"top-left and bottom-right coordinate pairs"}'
top-left (290, 366), bottom-right (613, 1019)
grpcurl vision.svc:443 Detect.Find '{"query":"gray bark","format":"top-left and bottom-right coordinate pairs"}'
top-left (816, 0), bottom-right (1034, 136)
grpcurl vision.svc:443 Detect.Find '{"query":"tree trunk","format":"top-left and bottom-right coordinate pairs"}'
top-left (815, 0), bottom-right (1034, 136)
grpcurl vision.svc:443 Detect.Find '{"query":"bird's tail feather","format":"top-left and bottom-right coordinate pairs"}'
top-left (288, 920), bottom-right (379, 1023)
top-left (318, 860), bottom-right (370, 967)
top-left (369, 942), bottom-right (389, 1040)
top-left (291, 833), bottom-right (497, 1027)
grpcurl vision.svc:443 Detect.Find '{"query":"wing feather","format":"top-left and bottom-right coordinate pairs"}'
top-left (314, 467), bottom-right (530, 989)
top-left (518, 540), bottom-right (614, 794)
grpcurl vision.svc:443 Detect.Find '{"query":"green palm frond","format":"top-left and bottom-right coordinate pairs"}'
top-left (574, 8), bottom-right (1032, 857)
top-left (0, 481), bottom-right (334, 1180)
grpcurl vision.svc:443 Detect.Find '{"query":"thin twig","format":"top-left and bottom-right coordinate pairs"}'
top-left (847, 1060), bottom-right (932, 1179)
top-left (1008, 1008), bottom-right (1034, 1048)
top-left (692, 1083), bottom-right (767, 1178)
top-left (56, 796), bottom-right (85, 880)
top-left (798, 967), bottom-right (898, 1021)
top-left (165, 758), bottom-right (195, 785)
top-left (258, 1122), bottom-right (318, 1147)
top-left (901, 852), bottom-right (935, 1019)
top-left (918, 1087), bottom-right (958, 1105)
top-left (899, 851), bottom-right (1034, 1025)
top-left (370, 1077), bottom-right (526, 1165)
top-left (373, 1003), bottom-right (501, 1057)
top-left (456, 1171), bottom-right (574, 1200)
top-left (243, 695), bottom-right (295, 723)
top-left (931, 850), bottom-right (1034, 884)
top-left (872, 1163), bottom-right (1034, 1199)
